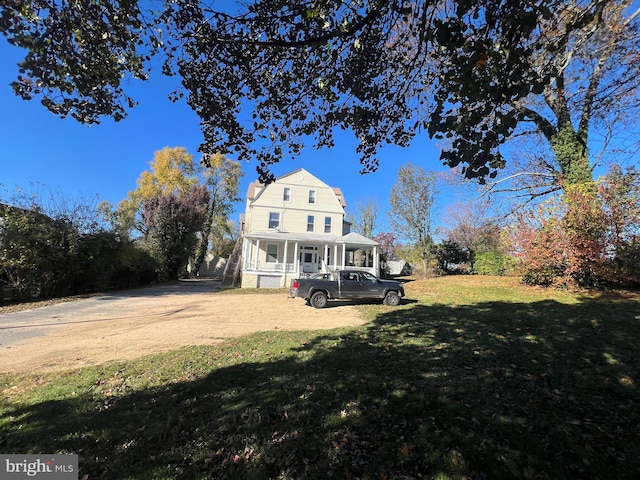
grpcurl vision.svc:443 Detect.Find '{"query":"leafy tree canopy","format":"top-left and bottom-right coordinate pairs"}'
top-left (348, 197), bottom-right (380, 238)
top-left (142, 185), bottom-right (210, 279)
top-left (107, 147), bottom-right (242, 239)
top-left (388, 163), bottom-right (438, 274)
top-left (111, 147), bottom-right (199, 235)
top-left (1, 0), bottom-right (637, 183)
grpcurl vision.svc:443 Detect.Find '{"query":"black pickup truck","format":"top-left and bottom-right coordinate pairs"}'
top-left (289, 269), bottom-right (405, 308)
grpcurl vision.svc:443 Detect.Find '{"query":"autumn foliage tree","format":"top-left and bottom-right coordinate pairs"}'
top-left (373, 232), bottom-right (399, 261)
top-left (482, 1), bottom-right (640, 211)
top-left (598, 165), bottom-right (640, 282)
top-left (388, 164), bottom-right (439, 275)
top-left (508, 190), bottom-right (605, 287)
top-left (508, 164), bottom-right (639, 286)
top-left (142, 185), bottom-right (210, 280)
top-left (372, 232), bottom-right (402, 276)
top-left (113, 147), bottom-right (200, 236)
top-left (103, 147), bottom-right (242, 275)
top-left (192, 153), bottom-right (243, 274)
top-left (439, 200), bottom-right (505, 272)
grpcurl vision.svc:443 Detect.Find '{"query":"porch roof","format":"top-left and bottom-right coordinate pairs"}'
top-left (339, 232), bottom-right (379, 247)
top-left (244, 231), bottom-right (378, 247)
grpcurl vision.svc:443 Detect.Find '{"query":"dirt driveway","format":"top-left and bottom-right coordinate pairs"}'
top-left (0, 280), bottom-right (367, 374)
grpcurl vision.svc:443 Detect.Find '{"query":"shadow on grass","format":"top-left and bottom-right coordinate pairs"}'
top-left (2, 296), bottom-right (639, 479)
top-left (312, 298), bottom-right (420, 308)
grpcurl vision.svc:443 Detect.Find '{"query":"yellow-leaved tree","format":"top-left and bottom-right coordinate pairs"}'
top-left (114, 147), bottom-right (199, 234)
top-left (101, 147), bottom-right (242, 275)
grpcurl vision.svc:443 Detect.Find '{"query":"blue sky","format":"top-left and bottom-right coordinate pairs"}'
top-left (0, 39), bottom-right (459, 236)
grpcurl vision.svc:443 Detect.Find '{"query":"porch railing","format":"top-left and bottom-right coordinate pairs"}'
top-left (245, 261), bottom-right (376, 278)
top-left (245, 260), bottom-right (297, 273)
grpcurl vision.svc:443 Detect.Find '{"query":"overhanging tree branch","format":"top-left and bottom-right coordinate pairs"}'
top-left (196, 1), bottom-right (391, 48)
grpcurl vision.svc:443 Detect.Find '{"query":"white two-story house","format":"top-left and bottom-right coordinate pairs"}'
top-left (239, 168), bottom-right (379, 288)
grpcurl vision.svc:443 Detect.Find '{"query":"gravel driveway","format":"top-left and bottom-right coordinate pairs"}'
top-left (0, 279), bottom-right (367, 374)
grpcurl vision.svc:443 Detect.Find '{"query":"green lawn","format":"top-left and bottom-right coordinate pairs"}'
top-left (1, 276), bottom-right (639, 479)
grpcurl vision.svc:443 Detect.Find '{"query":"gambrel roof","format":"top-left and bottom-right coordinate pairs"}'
top-left (245, 168), bottom-right (347, 207)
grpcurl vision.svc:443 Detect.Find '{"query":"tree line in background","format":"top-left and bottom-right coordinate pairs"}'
top-left (352, 163), bottom-right (639, 288)
top-left (0, 147), bottom-right (242, 304)
top-left (2, 156), bottom-right (638, 305)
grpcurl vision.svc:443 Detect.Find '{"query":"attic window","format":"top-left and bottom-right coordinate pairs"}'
top-left (308, 190), bottom-right (316, 204)
top-left (283, 187), bottom-right (291, 202)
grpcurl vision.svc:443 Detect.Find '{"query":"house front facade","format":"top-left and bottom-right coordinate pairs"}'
top-left (239, 169), bottom-right (379, 288)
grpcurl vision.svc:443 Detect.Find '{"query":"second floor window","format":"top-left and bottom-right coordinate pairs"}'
top-left (308, 190), bottom-right (316, 204)
top-left (269, 212), bottom-right (280, 229)
top-left (307, 215), bottom-right (315, 232)
top-left (283, 187), bottom-right (291, 202)
top-left (324, 216), bottom-right (332, 233)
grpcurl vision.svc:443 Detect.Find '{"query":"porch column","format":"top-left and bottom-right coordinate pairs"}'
top-left (323, 244), bottom-right (329, 271)
top-left (341, 245), bottom-right (346, 268)
top-left (244, 238), bottom-right (252, 269)
top-left (294, 242), bottom-right (299, 274)
top-left (283, 239), bottom-right (289, 273)
top-left (373, 245), bottom-right (379, 276)
top-left (333, 244), bottom-right (339, 269)
top-left (255, 239), bottom-right (260, 271)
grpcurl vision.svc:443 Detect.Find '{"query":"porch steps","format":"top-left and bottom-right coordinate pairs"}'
top-left (222, 236), bottom-right (243, 287)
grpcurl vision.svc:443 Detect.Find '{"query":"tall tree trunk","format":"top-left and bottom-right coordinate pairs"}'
top-left (192, 202), bottom-right (216, 276)
top-left (549, 124), bottom-right (594, 186)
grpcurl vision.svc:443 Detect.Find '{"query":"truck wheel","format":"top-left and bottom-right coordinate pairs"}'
top-left (310, 291), bottom-right (328, 309)
top-left (383, 291), bottom-right (400, 306)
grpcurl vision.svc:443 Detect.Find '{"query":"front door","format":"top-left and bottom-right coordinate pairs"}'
top-left (300, 246), bottom-right (318, 274)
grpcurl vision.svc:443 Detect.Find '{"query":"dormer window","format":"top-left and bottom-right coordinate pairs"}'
top-left (308, 190), bottom-right (316, 204)
top-left (283, 187), bottom-right (291, 202)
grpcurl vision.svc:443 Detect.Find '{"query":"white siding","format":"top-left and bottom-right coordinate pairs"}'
top-left (245, 169), bottom-right (345, 234)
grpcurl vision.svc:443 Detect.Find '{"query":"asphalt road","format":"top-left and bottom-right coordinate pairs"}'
top-left (0, 279), bottom-right (222, 349)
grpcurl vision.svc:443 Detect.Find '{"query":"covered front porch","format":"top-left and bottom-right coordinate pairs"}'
top-left (240, 232), bottom-right (379, 288)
